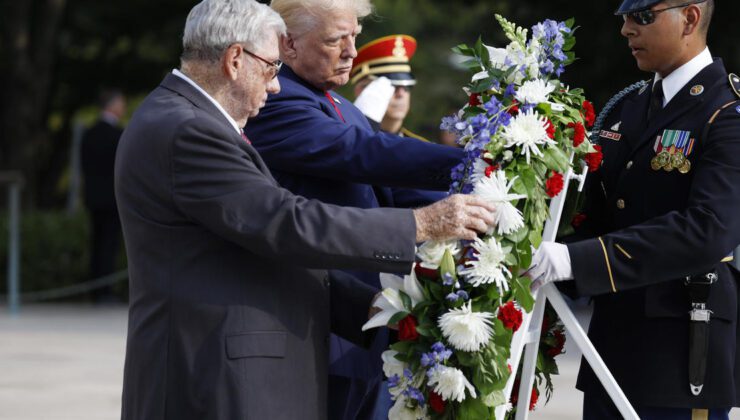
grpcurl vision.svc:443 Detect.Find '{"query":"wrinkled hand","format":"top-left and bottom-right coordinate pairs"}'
top-left (353, 77), bottom-right (395, 122)
top-left (525, 242), bottom-right (573, 292)
top-left (413, 194), bottom-right (496, 242)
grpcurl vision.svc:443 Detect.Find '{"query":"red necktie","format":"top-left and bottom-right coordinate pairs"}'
top-left (241, 131), bottom-right (252, 145)
top-left (324, 92), bottom-right (345, 123)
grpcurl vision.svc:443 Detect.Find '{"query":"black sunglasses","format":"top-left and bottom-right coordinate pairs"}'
top-left (622, 0), bottom-right (707, 26)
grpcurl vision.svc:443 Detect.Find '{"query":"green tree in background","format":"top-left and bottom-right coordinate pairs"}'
top-left (1, 0), bottom-right (738, 209)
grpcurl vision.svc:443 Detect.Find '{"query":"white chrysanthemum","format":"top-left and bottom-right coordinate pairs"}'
top-left (471, 158), bottom-right (491, 185)
top-left (389, 396), bottom-right (430, 420)
top-left (417, 240), bottom-right (462, 269)
top-left (502, 110), bottom-right (557, 164)
top-left (459, 236), bottom-right (512, 290)
top-left (472, 171), bottom-right (526, 235)
top-left (427, 365), bottom-right (477, 403)
top-left (515, 79), bottom-right (556, 105)
top-left (363, 269), bottom-right (425, 331)
top-left (438, 301), bottom-right (494, 352)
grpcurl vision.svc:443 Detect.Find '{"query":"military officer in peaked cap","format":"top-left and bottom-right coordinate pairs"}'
top-left (526, 0), bottom-right (740, 418)
top-left (350, 34), bottom-right (447, 208)
top-left (350, 34), bottom-right (423, 139)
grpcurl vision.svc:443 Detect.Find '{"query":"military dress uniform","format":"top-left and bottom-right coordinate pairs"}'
top-left (568, 50), bottom-right (740, 418)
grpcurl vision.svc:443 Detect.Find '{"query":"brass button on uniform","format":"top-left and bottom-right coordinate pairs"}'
top-left (616, 199), bottom-right (626, 209)
top-left (626, 161), bottom-right (633, 169)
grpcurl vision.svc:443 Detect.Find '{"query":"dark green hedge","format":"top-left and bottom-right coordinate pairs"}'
top-left (0, 210), bottom-right (126, 299)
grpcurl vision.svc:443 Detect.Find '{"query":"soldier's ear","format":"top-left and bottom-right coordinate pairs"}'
top-left (682, 4), bottom-right (701, 36)
top-left (280, 33), bottom-right (298, 59)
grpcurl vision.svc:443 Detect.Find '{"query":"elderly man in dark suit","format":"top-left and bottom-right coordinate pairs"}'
top-left (527, 1), bottom-right (740, 419)
top-left (115, 1), bottom-right (494, 419)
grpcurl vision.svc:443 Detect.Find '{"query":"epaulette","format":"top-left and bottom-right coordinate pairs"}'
top-left (729, 73), bottom-right (740, 99)
top-left (400, 127), bottom-right (430, 142)
top-left (590, 80), bottom-right (649, 141)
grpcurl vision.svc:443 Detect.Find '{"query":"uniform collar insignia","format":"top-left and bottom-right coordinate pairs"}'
top-left (611, 121), bottom-right (622, 131)
top-left (690, 85), bottom-right (704, 96)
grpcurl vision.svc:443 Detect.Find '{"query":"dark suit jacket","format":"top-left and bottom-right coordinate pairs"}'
top-left (115, 73), bottom-right (418, 420)
top-left (246, 66), bottom-right (458, 380)
top-left (81, 118), bottom-right (122, 210)
top-left (568, 59), bottom-right (740, 408)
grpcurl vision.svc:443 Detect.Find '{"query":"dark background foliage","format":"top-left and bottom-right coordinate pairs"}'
top-left (0, 0), bottom-right (738, 290)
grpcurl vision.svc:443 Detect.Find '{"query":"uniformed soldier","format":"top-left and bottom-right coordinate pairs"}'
top-left (526, 1), bottom-right (740, 419)
top-left (350, 34), bottom-right (428, 141)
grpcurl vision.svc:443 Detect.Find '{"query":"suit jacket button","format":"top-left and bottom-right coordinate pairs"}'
top-left (626, 161), bottom-right (633, 169)
top-left (616, 199), bottom-right (626, 209)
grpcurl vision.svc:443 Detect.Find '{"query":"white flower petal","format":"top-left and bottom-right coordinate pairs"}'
top-left (427, 365), bottom-right (478, 403)
top-left (459, 236), bottom-right (512, 291)
top-left (438, 301), bottom-right (494, 352)
top-left (502, 110), bottom-right (557, 164)
top-left (515, 78), bottom-right (556, 105)
top-left (417, 241), bottom-right (462, 269)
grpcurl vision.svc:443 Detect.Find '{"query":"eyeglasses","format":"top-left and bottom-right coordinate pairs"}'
top-left (240, 46), bottom-right (282, 79)
top-left (622, 0), bottom-right (706, 25)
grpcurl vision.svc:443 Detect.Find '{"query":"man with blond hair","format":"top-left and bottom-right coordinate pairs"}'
top-left (245, 1), bottom-right (464, 418)
top-left (115, 0), bottom-right (497, 418)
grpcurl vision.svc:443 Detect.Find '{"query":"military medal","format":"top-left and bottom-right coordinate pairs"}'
top-left (651, 129), bottom-right (694, 173)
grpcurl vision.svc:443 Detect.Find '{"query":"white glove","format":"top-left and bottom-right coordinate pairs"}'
top-left (353, 77), bottom-right (394, 123)
top-left (526, 242), bottom-right (573, 292)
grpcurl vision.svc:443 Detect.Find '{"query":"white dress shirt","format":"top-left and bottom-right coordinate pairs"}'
top-left (654, 47), bottom-right (713, 107)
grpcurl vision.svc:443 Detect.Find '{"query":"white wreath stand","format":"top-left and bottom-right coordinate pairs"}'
top-left (493, 161), bottom-right (640, 420)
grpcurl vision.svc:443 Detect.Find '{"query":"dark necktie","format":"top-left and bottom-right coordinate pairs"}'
top-left (648, 79), bottom-right (664, 122)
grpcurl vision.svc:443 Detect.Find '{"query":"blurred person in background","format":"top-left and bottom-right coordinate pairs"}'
top-left (80, 88), bottom-right (126, 303)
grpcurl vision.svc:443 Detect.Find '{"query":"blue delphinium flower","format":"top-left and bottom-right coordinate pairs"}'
top-left (442, 272), bottom-right (455, 286)
top-left (404, 386), bottom-right (426, 407)
top-left (388, 374), bottom-right (401, 389)
top-left (531, 19), bottom-right (570, 77)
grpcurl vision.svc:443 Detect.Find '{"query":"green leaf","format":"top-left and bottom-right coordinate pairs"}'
top-left (516, 240), bottom-right (533, 270)
top-left (456, 351), bottom-right (476, 367)
top-left (529, 228), bottom-right (543, 250)
top-left (512, 276), bottom-right (535, 312)
top-left (428, 281), bottom-right (446, 301)
top-left (505, 226), bottom-right (529, 244)
top-left (388, 311), bottom-right (409, 326)
top-left (482, 390), bottom-right (507, 408)
top-left (543, 147), bottom-right (570, 173)
top-left (399, 290), bottom-right (413, 312)
top-left (390, 340), bottom-right (415, 355)
top-left (415, 325), bottom-right (436, 338)
top-left (565, 18), bottom-right (575, 29)
top-left (459, 395), bottom-right (491, 419)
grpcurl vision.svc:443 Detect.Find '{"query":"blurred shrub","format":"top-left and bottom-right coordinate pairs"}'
top-left (0, 210), bottom-right (126, 299)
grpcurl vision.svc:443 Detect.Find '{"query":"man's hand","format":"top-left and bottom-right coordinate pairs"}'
top-left (525, 242), bottom-right (573, 292)
top-left (413, 194), bottom-right (496, 242)
top-left (354, 77), bottom-right (395, 122)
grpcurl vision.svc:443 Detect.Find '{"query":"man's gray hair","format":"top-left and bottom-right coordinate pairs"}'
top-left (270, 0), bottom-right (372, 37)
top-left (182, 0), bottom-right (287, 63)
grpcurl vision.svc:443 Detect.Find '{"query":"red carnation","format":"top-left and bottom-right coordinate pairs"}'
top-left (582, 100), bottom-right (596, 128)
top-left (509, 100), bottom-right (520, 116)
top-left (545, 171), bottom-right (564, 198)
top-left (414, 264), bottom-right (438, 279)
top-left (484, 164), bottom-right (499, 178)
top-left (545, 119), bottom-right (556, 139)
top-left (429, 391), bottom-right (446, 414)
top-left (547, 330), bottom-right (567, 357)
top-left (398, 315), bottom-right (419, 341)
top-left (469, 93), bottom-right (482, 107)
top-left (498, 301), bottom-right (523, 332)
top-left (585, 145), bottom-right (603, 172)
top-left (571, 213), bottom-right (587, 228)
top-left (510, 380), bottom-right (539, 411)
top-left (567, 121), bottom-right (586, 148)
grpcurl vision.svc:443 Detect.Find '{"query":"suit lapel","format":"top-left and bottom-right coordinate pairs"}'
top-left (161, 73), bottom-right (276, 180)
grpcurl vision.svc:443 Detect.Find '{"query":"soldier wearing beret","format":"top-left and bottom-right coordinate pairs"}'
top-left (526, 1), bottom-right (740, 418)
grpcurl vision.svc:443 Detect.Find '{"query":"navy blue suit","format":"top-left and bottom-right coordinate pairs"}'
top-left (246, 65), bottom-right (461, 420)
top-left (568, 59), bottom-right (740, 417)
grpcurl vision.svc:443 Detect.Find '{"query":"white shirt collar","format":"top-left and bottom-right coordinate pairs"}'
top-left (655, 47), bottom-right (713, 106)
top-left (172, 69), bottom-right (242, 135)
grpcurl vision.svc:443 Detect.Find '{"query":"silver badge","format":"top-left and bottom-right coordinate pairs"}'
top-left (611, 121), bottom-right (622, 131)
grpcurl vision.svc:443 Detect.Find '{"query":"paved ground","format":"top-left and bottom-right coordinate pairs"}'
top-left (0, 303), bottom-right (738, 419)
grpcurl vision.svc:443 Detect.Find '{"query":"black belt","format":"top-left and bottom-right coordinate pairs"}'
top-left (686, 271), bottom-right (718, 396)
